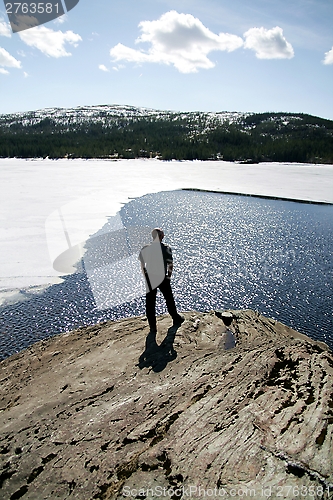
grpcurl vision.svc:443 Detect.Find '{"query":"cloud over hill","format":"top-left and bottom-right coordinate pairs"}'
top-left (110, 11), bottom-right (295, 73)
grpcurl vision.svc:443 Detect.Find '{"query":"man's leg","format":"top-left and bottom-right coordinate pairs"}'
top-left (146, 288), bottom-right (157, 332)
top-left (159, 279), bottom-right (183, 325)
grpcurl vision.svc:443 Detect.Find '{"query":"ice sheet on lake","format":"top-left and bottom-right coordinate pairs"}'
top-left (1, 158), bottom-right (333, 305)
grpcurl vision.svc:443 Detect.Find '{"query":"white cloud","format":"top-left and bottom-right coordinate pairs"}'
top-left (0, 19), bottom-right (11, 37)
top-left (19, 26), bottom-right (82, 58)
top-left (0, 68), bottom-right (9, 74)
top-left (110, 10), bottom-right (243, 73)
top-left (0, 47), bottom-right (21, 68)
top-left (243, 26), bottom-right (294, 59)
top-left (323, 47), bottom-right (333, 65)
top-left (99, 64), bottom-right (109, 72)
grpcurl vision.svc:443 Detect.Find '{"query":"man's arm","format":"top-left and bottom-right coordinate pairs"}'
top-left (165, 245), bottom-right (173, 279)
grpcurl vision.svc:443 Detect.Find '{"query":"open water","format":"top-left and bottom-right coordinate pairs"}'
top-left (0, 190), bottom-right (332, 359)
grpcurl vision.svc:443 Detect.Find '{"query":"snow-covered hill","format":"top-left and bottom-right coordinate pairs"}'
top-left (0, 104), bottom-right (250, 130)
top-left (0, 104), bottom-right (332, 163)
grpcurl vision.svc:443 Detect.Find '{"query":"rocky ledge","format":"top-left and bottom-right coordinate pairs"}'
top-left (0, 310), bottom-right (333, 499)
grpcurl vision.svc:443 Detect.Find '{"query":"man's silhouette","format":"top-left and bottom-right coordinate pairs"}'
top-left (139, 228), bottom-right (184, 333)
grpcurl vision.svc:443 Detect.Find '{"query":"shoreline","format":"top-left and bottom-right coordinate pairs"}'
top-left (183, 187), bottom-right (333, 205)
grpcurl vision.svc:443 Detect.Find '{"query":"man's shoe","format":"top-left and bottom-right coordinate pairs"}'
top-left (173, 315), bottom-right (185, 327)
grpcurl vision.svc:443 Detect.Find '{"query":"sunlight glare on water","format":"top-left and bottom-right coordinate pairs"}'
top-left (0, 189), bottom-right (332, 359)
top-left (121, 190), bottom-right (333, 344)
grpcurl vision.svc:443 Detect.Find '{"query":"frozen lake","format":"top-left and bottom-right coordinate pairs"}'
top-left (1, 158), bottom-right (333, 292)
top-left (0, 159), bottom-right (333, 358)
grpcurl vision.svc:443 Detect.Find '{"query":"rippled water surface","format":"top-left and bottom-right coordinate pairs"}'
top-left (1, 190), bottom-right (332, 359)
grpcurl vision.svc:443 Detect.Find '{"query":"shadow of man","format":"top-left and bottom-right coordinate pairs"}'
top-left (138, 324), bottom-right (181, 373)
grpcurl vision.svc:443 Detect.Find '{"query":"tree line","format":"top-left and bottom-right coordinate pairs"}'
top-left (0, 111), bottom-right (332, 163)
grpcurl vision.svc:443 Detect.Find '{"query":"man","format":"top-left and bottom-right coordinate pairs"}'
top-left (139, 228), bottom-right (184, 333)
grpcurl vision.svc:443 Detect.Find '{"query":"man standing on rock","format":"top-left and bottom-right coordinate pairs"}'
top-left (139, 228), bottom-right (184, 333)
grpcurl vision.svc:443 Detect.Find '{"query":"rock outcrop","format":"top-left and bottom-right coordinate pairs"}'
top-left (1, 310), bottom-right (333, 499)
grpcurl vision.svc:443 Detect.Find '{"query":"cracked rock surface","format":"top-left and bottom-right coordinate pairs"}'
top-left (1, 310), bottom-right (333, 499)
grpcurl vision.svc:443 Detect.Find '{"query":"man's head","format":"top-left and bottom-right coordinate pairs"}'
top-left (152, 228), bottom-right (164, 241)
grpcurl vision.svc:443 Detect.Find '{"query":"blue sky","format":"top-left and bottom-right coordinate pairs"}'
top-left (0, 0), bottom-right (333, 119)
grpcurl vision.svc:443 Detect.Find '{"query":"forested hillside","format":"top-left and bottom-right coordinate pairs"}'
top-left (0, 105), bottom-right (332, 163)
